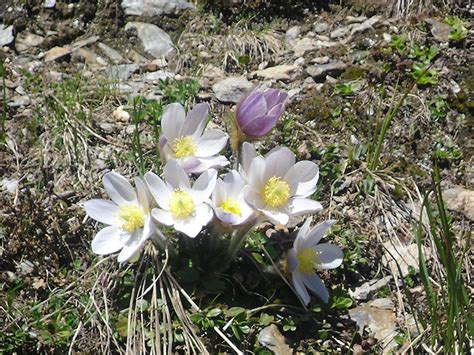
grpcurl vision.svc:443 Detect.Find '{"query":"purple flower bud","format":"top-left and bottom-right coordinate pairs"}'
top-left (236, 88), bottom-right (288, 137)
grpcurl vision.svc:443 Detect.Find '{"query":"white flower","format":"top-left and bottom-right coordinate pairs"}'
top-left (243, 145), bottom-right (322, 225)
top-left (160, 102), bottom-right (229, 174)
top-left (84, 172), bottom-right (155, 262)
top-left (145, 160), bottom-right (216, 238)
top-left (287, 218), bottom-right (343, 305)
top-left (211, 170), bottom-right (254, 225)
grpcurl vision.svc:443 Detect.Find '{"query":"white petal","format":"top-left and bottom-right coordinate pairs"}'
top-left (302, 273), bottom-right (329, 303)
top-left (261, 209), bottom-right (289, 225)
top-left (191, 169), bottom-right (217, 204)
top-left (186, 156), bottom-right (229, 174)
top-left (195, 130), bottom-right (228, 157)
top-left (164, 160), bottom-right (191, 189)
top-left (247, 156), bottom-right (265, 190)
top-left (287, 198), bottom-right (322, 216)
top-left (84, 199), bottom-right (119, 226)
top-left (195, 203), bottom-right (214, 226)
top-left (117, 229), bottom-right (147, 262)
top-left (295, 217), bottom-right (313, 251)
top-left (302, 220), bottom-right (337, 248)
top-left (292, 272), bottom-right (310, 306)
top-left (211, 179), bottom-right (226, 206)
top-left (263, 147), bottom-right (295, 180)
top-left (314, 243), bottom-right (343, 270)
top-left (162, 103), bottom-right (185, 140)
top-left (151, 208), bottom-right (174, 226)
top-left (241, 142), bottom-right (257, 175)
top-left (284, 161), bottom-right (319, 197)
top-left (103, 172), bottom-right (137, 205)
top-left (174, 217), bottom-right (202, 238)
top-left (134, 177), bottom-right (150, 212)
top-left (182, 103), bottom-right (209, 138)
top-left (145, 172), bottom-right (172, 208)
top-left (91, 225), bottom-right (129, 255)
top-left (244, 186), bottom-right (265, 210)
top-left (223, 170), bottom-right (245, 198)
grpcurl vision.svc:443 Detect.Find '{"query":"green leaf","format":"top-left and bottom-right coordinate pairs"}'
top-left (207, 308), bottom-right (222, 318)
top-left (227, 307), bottom-right (246, 318)
top-left (331, 296), bottom-right (353, 310)
top-left (259, 313), bottom-right (274, 326)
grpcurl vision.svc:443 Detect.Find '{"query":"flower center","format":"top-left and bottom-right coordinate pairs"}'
top-left (296, 248), bottom-right (319, 274)
top-left (172, 135), bottom-right (197, 158)
top-left (118, 204), bottom-right (145, 233)
top-left (169, 189), bottom-right (195, 220)
top-left (220, 198), bottom-right (241, 216)
top-left (262, 176), bottom-right (291, 208)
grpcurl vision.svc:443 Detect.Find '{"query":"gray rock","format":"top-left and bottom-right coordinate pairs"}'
top-left (292, 37), bottom-right (337, 57)
top-left (0, 25), bottom-right (14, 47)
top-left (97, 43), bottom-right (126, 64)
top-left (212, 77), bottom-right (253, 104)
top-left (104, 64), bottom-right (139, 80)
top-left (143, 70), bottom-right (174, 83)
top-left (349, 276), bottom-right (391, 301)
top-left (251, 64), bottom-right (298, 81)
top-left (258, 325), bottom-right (292, 355)
top-left (306, 61), bottom-right (347, 81)
top-left (121, 0), bottom-right (193, 16)
top-left (44, 0), bottom-right (56, 8)
top-left (350, 16), bottom-right (381, 36)
top-left (15, 32), bottom-right (44, 51)
top-left (425, 18), bottom-right (452, 42)
top-left (285, 26), bottom-right (301, 44)
top-left (347, 15), bottom-right (367, 24)
top-left (313, 22), bottom-right (329, 33)
top-left (442, 186), bottom-right (474, 220)
top-left (311, 56), bottom-right (330, 64)
top-left (8, 95), bottom-right (31, 107)
top-left (330, 27), bottom-right (350, 39)
top-left (382, 242), bottom-right (429, 278)
top-left (349, 298), bottom-right (398, 351)
top-left (125, 22), bottom-right (174, 58)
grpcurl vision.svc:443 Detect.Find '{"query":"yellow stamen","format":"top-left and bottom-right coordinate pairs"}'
top-left (169, 189), bottom-right (195, 220)
top-left (297, 248), bottom-right (319, 274)
top-left (262, 176), bottom-right (291, 208)
top-left (118, 204), bottom-right (145, 232)
top-left (172, 135), bottom-right (197, 158)
top-left (220, 198), bottom-right (241, 216)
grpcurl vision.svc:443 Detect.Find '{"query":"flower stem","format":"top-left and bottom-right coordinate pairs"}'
top-left (226, 217), bottom-right (261, 263)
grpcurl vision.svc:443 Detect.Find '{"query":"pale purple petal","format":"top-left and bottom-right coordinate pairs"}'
top-left (287, 248), bottom-right (299, 273)
top-left (284, 161), bottom-right (319, 197)
top-left (161, 103), bottom-right (185, 140)
top-left (151, 208), bottom-right (174, 225)
top-left (263, 147), bottom-right (295, 180)
top-left (261, 209), bottom-right (289, 225)
top-left (182, 102), bottom-right (209, 138)
top-left (292, 272), bottom-right (311, 305)
top-left (295, 217), bottom-right (312, 251)
top-left (103, 172), bottom-right (137, 205)
top-left (237, 92), bottom-right (267, 124)
top-left (91, 225), bottom-right (129, 255)
top-left (241, 142), bottom-right (257, 177)
top-left (195, 129), bottom-right (228, 157)
top-left (313, 243), bottom-right (344, 270)
top-left (302, 273), bottom-right (329, 303)
top-left (134, 177), bottom-right (150, 212)
top-left (164, 160), bottom-right (191, 189)
top-left (84, 199), bottom-right (119, 226)
top-left (302, 220), bottom-right (337, 248)
top-left (287, 197), bottom-right (322, 216)
top-left (186, 156), bottom-right (229, 174)
top-left (240, 115), bottom-right (278, 137)
top-left (191, 169), bottom-right (217, 204)
top-left (144, 172), bottom-right (172, 209)
top-left (117, 229), bottom-right (146, 262)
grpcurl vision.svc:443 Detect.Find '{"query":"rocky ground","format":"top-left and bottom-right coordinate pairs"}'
top-left (0, 0), bottom-right (472, 353)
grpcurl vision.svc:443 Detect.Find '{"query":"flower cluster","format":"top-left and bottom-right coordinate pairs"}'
top-left (84, 87), bottom-right (342, 305)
